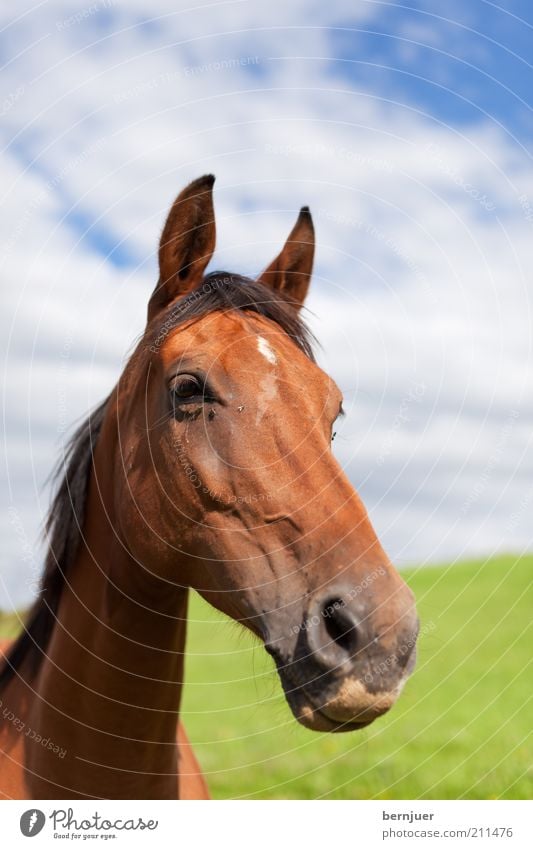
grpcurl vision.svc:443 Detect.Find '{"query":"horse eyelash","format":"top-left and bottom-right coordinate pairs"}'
top-left (331, 402), bottom-right (345, 442)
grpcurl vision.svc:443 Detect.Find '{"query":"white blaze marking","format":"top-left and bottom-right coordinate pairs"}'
top-left (257, 335), bottom-right (277, 364)
top-left (255, 372), bottom-right (278, 424)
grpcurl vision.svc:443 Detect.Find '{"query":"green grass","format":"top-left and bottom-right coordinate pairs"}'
top-left (0, 611), bottom-right (23, 641)
top-left (180, 555), bottom-right (532, 799)
top-left (2, 555), bottom-right (531, 799)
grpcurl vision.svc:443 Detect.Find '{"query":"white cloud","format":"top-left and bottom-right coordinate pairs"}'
top-left (1, 0), bottom-right (532, 608)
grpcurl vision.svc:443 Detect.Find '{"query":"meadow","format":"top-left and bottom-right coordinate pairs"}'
top-left (1, 554), bottom-right (531, 799)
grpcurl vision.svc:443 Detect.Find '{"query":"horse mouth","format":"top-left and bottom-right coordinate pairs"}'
top-left (294, 697), bottom-right (376, 733)
top-left (275, 665), bottom-right (404, 733)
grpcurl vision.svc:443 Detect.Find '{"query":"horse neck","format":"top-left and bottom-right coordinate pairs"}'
top-left (27, 415), bottom-right (188, 798)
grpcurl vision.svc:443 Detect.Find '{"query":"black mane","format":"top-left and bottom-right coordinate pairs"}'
top-left (0, 398), bottom-right (108, 689)
top-left (150, 271), bottom-right (314, 360)
top-left (0, 272), bottom-right (314, 689)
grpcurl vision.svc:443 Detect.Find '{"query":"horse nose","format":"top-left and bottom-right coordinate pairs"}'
top-left (306, 587), bottom-right (363, 670)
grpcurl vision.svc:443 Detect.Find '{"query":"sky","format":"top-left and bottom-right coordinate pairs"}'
top-left (1, 0), bottom-right (532, 609)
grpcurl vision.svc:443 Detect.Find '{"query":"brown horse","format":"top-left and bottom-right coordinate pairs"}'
top-left (0, 175), bottom-right (418, 799)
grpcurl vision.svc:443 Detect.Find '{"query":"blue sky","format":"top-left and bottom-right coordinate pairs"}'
top-left (332, 3), bottom-right (533, 135)
top-left (1, 0), bottom-right (532, 608)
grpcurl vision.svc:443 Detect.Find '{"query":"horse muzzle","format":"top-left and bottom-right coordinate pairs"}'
top-left (264, 580), bottom-right (419, 732)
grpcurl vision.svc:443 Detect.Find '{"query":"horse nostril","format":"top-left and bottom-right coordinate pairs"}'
top-left (322, 598), bottom-right (359, 654)
top-left (305, 592), bottom-right (362, 670)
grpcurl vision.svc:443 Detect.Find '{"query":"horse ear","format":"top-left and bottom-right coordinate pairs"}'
top-left (257, 207), bottom-right (315, 309)
top-left (147, 174), bottom-right (216, 322)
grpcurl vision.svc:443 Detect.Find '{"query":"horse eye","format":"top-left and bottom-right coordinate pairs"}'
top-left (169, 374), bottom-right (203, 401)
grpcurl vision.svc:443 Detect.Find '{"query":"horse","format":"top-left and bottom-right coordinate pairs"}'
top-left (0, 175), bottom-right (418, 799)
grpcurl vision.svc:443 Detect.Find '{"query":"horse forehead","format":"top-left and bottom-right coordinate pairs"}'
top-left (162, 311), bottom-right (314, 376)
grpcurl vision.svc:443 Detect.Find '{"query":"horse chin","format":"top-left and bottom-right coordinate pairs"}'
top-left (280, 673), bottom-right (405, 734)
top-left (292, 699), bottom-right (375, 733)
